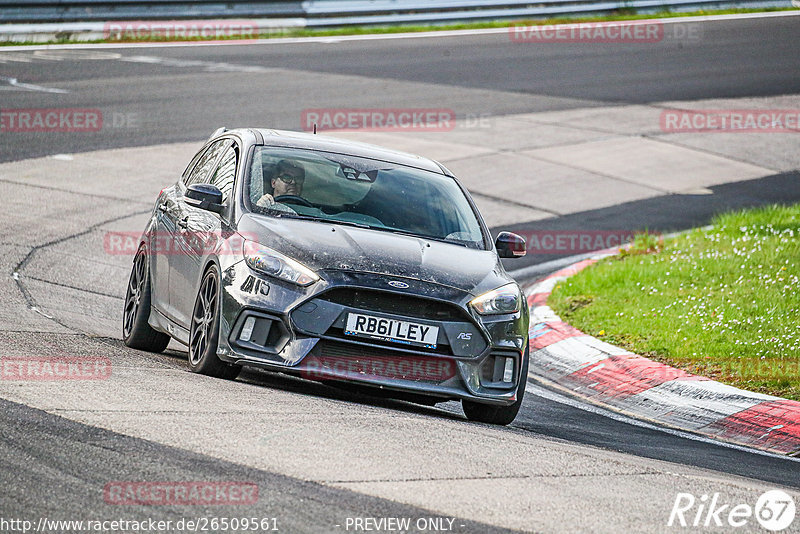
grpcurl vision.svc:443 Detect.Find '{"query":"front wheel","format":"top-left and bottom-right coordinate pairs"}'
top-left (188, 265), bottom-right (241, 380)
top-left (462, 347), bottom-right (529, 425)
top-left (122, 247), bottom-right (171, 352)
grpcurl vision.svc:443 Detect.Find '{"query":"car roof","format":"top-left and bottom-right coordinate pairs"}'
top-left (224, 128), bottom-right (450, 176)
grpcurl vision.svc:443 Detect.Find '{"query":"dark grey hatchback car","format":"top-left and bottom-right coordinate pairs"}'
top-left (123, 128), bottom-right (529, 424)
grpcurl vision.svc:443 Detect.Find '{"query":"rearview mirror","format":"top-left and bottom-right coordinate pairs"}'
top-left (185, 184), bottom-right (224, 214)
top-left (337, 164), bottom-right (377, 182)
top-left (495, 232), bottom-right (526, 258)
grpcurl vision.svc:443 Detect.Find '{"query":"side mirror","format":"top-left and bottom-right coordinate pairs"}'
top-left (495, 232), bottom-right (526, 258)
top-left (185, 184), bottom-right (224, 214)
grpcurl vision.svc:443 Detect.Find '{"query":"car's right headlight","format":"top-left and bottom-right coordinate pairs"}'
top-left (470, 283), bottom-right (522, 315)
top-left (242, 240), bottom-right (319, 287)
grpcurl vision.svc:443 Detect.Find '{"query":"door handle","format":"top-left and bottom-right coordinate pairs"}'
top-left (158, 203), bottom-right (167, 212)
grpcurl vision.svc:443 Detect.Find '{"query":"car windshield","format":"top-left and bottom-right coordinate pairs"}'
top-left (244, 146), bottom-right (486, 249)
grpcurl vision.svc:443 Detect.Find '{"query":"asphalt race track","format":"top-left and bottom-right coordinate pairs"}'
top-left (1, 13), bottom-right (799, 533)
top-left (1, 15), bottom-right (799, 163)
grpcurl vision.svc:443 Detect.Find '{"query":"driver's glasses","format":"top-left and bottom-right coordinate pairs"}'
top-left (277, 173), bottom-right (304, 185)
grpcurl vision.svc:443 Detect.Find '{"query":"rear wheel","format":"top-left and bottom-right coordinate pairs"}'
top-left (462, 347), bottom-right (529, 425)
top-left (188, 265), bottom-right (241, 380)
top-left (122, 247), bottom-right (171, 352)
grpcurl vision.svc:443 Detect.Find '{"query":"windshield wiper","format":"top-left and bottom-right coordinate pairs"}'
top-left (269, 212), bottom-right (473, 247)
top-left (282, 214), bottom-right (372, 229)
top-left (377, 227), bottom-right (471, 247)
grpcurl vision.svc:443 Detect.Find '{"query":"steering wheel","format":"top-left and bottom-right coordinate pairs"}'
top-left (274, 195), bottom-right (313, 207)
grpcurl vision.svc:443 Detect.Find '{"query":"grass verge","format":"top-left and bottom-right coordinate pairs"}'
top-left (0, 7), bottom-right (796, 47)
top-left (549, 203), bottom-right (800, 401)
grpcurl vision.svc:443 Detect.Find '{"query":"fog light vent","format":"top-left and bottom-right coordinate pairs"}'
top-left (480, 352), bottom-right (518, 389)
top-left (231, 311), bottom-right (290, 356)
top-left (503, 357), bottom-right (514, 383)
top-left (239, 316), bottom-right (256, 342)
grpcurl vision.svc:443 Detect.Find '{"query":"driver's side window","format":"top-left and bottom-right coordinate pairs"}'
top-left (209, 144), bottom-right (238, 205)
top-left (184, 140), bottom-right (227, 187)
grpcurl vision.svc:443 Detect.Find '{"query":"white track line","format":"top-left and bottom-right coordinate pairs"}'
top-left (0, 76), bottom-right (69, 93)
top-left (0, 11), bottom-right (797, 52)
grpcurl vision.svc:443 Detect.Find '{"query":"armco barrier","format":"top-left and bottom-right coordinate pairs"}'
top-left (522, 253), bottom-right (800, 456)
top-left (0, 0), bottom-right (794, 42)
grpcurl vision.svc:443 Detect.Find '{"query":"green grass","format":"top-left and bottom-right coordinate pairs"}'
top-left (1, 7), bottom-right (796, 47)
top-left (549, 203), bottom-right (800, 401)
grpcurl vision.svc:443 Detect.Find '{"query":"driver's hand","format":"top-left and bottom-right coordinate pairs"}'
top-left (256, 194), bottom-right (275, 207)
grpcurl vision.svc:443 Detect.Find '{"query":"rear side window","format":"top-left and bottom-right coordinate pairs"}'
top-left (210, 144), bottom-right (238, 204)
top-left (183, 140), bottom-right (227, 186)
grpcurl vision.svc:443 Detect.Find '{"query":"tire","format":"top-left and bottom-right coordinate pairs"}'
top-left (462, 347), bottom-right (529, 426)
top-left (123, 247), bottom-right (171, 352)
top-left (188, 265), bottom-right (241, 380)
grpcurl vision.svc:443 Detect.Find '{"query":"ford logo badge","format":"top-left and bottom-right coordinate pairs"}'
top-left (388, 281), bottom-right (409, 289)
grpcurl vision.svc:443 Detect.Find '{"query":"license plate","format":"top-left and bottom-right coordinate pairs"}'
top-left (344, 313), bottom-right (439, 349)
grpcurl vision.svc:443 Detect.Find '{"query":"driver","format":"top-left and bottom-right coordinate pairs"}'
top-left (256, 159), bottom-right (306, 208)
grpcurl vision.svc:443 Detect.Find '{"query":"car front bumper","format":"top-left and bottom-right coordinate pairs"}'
top-left (216, 262), bottom-right (529, 406)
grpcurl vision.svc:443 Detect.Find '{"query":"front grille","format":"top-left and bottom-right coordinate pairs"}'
top-left (316, 287), bottom-right (465, 321)
top-left (319, 339), bottom-right (411, 359)
top-left (326, 328), bottom-right (453, 355)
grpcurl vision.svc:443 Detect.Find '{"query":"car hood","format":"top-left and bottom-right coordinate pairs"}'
top-left (237, 214), bottom-right (508, 294)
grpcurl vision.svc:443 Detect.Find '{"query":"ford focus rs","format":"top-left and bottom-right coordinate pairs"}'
top-left (123, 128), bottom-right (529, 424)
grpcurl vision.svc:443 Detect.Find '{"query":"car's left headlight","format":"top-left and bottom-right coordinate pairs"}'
top-left (470, 283), bottom-right (522, 315)
top-left (242, 240), bottom-right (319, 287)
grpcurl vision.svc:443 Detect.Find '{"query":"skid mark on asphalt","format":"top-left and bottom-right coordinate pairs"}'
top-left (11, 208), bottom-right (151, 327)
top-left (0, 177), bottom-right (153, 203)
